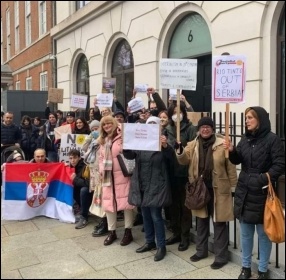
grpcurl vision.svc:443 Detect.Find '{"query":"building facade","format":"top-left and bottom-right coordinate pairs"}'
top-left (1, 1), bottom-right (54, 93)
top-left (51, 1), bottom-right (285, 138)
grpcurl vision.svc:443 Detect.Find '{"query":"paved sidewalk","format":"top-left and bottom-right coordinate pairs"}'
top-left (2, 215), bottom-right (245, 279)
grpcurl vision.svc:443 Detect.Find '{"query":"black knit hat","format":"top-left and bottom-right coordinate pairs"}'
top-left (66, 111), bottom-right (75, 117)
top-left (197, 117), bottom-right (214, 130)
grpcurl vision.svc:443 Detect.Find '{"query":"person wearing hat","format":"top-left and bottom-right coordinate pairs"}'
top-left (113, 110), bottom-right (126, 124)
top-left (61, 111), bottom-right (76, 133)
top-left (175, 116), bottom-right (237, 270)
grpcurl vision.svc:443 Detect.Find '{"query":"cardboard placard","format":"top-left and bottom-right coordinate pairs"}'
top-left (48, 88), bottom-right (64, 103)
top-left (187, 112), bottom-right (209, 126)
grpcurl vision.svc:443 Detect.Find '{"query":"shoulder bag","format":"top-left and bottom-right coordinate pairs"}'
top-left (185, 175), bottom-right (211, 210)
top-left (117, 153), bottom-right (135, 177)
top-left (264, 172), bottom-right (285, 243)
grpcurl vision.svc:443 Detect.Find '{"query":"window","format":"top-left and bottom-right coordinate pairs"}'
top-left (40, 72), bottom-right (48, 91)
top-left (14, 1), bottom-right (19, 52)
top-left (76, 55), bottom-right (90, 118)
top-left (111, 39), bottom-right (134, 109)
top-left (1, 19), bottom-right (3, 62)
top-left (26, 77), bottom-right (32, 90)
top-left (76, 1), bottom-right (90, 10)
top-left (15, 81), bottom-right (20, 90)
top-left (39, 1), bottom-right (46, 35)
top-left (25, 1), bottom-right (31, 46)
top-left (6, 9), bottom-right (10, 59)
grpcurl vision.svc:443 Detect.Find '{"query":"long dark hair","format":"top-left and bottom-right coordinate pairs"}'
top-left (74, 117), bottom-right (90, 134)
top-left (167, 101), bottom-right (188, 126)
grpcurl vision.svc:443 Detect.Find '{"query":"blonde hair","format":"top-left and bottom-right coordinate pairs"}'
top-left (97, 116), bottom-right (119, 145)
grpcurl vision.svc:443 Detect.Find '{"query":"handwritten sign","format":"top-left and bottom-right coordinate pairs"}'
top-left (169, 89), bottom-right (181, 100)
top-left (71, 94), bottom-right (88, 109)
top-left (59, 134), bottom-right (88, 163)
top-left (122, 123), bottom-right (161, 151)
top-left (54, 124), bottom-right (72, 140)
top-left (128, 97), bottom-right (144, 113)
top-left (48, 88), bottom-right (64, 103)
top-left (96, 93), bottom-right (113, 107)
top-left (159, 58), bottom-right (197, 90)
top-left (102, 77), bottom-right (116, 93)
top-left (212, 55), bottom-right (246, 103)
top-left (134, 84), bottom-right (148, 92)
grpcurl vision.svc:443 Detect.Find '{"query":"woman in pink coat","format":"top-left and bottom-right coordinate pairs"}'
top-left (97, 115), bottom-right (134, 246)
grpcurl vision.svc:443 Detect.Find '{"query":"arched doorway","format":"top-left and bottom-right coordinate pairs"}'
top-left (76, 55), bottom-right (90, 119)
top-left (169, 13), bottom-right (212, 112)
top-left (111, 39), bottom-right (134, 109)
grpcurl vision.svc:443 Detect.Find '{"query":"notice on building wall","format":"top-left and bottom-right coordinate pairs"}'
top-left (122, 123), bottom-right (161, 151)
top-left (59, 134), bottom-right (88, 163)
top-left (212, 55), bottom-right (246, 103)
top-left (159, 58), bottom-right (197, 90)
top-left (48, 88), bottom-right (64, 103)
top-left (70, 94), bottom-right (88, 109)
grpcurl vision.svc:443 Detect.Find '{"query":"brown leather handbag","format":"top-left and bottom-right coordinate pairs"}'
top-left (185, 175), bottom-right (211, 210)
top-left (263, 172), bottom-right (285, 243)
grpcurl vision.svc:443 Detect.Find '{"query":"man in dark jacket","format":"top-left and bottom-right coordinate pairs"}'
top-left (1, 112), bottom-right (21, 154)
top-left (68, 149), bottom-right (93, 229)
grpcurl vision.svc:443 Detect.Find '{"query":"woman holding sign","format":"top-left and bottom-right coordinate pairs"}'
top-left (97, 116), bottom-right (134, 247)
top-left (123, 116), bottom-right (176, 262)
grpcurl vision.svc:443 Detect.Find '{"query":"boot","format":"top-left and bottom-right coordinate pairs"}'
top-left (238, 267), bottom-right (251, 279)
top-left (257, 270), bottom-right (268, 279)
top-left (154, 247), bottom-right (166, 261)
top-left (92, 218), bottom-right (108, 237)
top-left (120, 228), bottom-right (133, 246)
top-left (104, 230), bottom-right (117, 246)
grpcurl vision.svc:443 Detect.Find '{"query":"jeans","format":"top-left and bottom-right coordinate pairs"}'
top-left (141, 206), bottom-right (165, 248)
top-left (73, 186), bottom-right (93, 219)
top-left (240, 222), bottom-right (272, 272)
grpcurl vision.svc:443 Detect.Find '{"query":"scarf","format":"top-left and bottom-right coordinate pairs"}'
top-left (198, 134), bottom-right (215, 181)
top-left (102, 139), bottom-right (113, 187)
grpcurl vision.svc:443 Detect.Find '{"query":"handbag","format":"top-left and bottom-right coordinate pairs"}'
top-left (117, 153), bottom-right (135, 177)
top-left (89, 181), bottom-right (106, 218)
top-left (82, 164), bottom-right (90, 179)
top-left (263, 172), bottom-right (285, 243)
top-left (185, 175), bottom-right (211, 210)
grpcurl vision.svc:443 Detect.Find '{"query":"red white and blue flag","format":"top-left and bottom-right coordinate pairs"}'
top-left (2, 163), bottom-right (75, 223)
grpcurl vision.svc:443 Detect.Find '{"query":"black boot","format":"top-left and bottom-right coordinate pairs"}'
top-left (120, 228), bottom-right (133, 246)
top-left (154, 247), bottom-right (166, 261)
top-left (92, 217), bottom-right (108, 237)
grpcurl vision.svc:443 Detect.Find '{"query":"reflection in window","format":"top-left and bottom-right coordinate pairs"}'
top-left (76, 1), bottom-right (90, 11)
top-left (112, 40), bottom-right (134, 109)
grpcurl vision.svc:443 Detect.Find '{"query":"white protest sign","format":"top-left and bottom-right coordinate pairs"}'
top-left (96, 93), bottom-right (113, 107)
top-left (59, 134), bottom-right (88, 163)
top-left (212, 55), bottom-right (246, 103)
top-left (71, 94), bottom-right (88, 109)
top-left (128, 97), bottom-right (144, 113)
top-left (169, 89), bottom-right (180, 100)
top-left (122, 123), bottom-right (161, 151)
top-left (134, 84), bottom-right (148, 92)
top-left (160, 58), bottom-right (197, 90)
top-left (54, 124), bottom-right (72, 140)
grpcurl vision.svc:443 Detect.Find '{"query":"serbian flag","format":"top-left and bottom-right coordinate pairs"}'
top-left (2, 162), bottom-right (75, 223)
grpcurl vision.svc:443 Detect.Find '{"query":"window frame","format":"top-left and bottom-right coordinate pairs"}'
top-left (26, 77), bottom-right (32, 90)
top-left (38, 1), bottom-right (47, 36)
top-left (25, 1), bottom-right (31, 46)
top-left (40, 72), bottom-right (48, 91)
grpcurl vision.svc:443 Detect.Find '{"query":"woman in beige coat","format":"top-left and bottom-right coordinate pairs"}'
top-left (176, 117), bottom-right (237, 270)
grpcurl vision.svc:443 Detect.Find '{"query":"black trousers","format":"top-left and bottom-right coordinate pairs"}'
top-left (195, 189), bottom-right (229, 263)
top-left (73, 185), bottom-right (93, 219)
top-left (169, 177), bottom-right (192, 242)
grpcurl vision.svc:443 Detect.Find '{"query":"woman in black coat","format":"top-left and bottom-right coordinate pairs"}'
top-left (224, 106), bottom-right (285, 279)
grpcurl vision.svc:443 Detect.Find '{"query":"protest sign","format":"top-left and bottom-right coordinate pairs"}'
top-left (212, 55), bottom-right (246, 103)
top-left (134, 84), bottom-right (148, 92)
top-left (59, 134), bottom-right (88, 163)
top-left (71, 94), bottom-right (88, 109)
top-left (169, 89), bottom-right (180, 100)
top-left (96, 93), bottom-right (113, 107)
top-left (122, 123), bottom-right (161, 151)
top-left (54, 124), bottom-right (72, 140)
top-left (102, 77), bottom-right (116, 93)
top-left (48, 88), bottom-right (64, 103)
top-left (159, 58), bottom-right (197, 90)
top-left (128, 97), bottom-right (144, 113)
